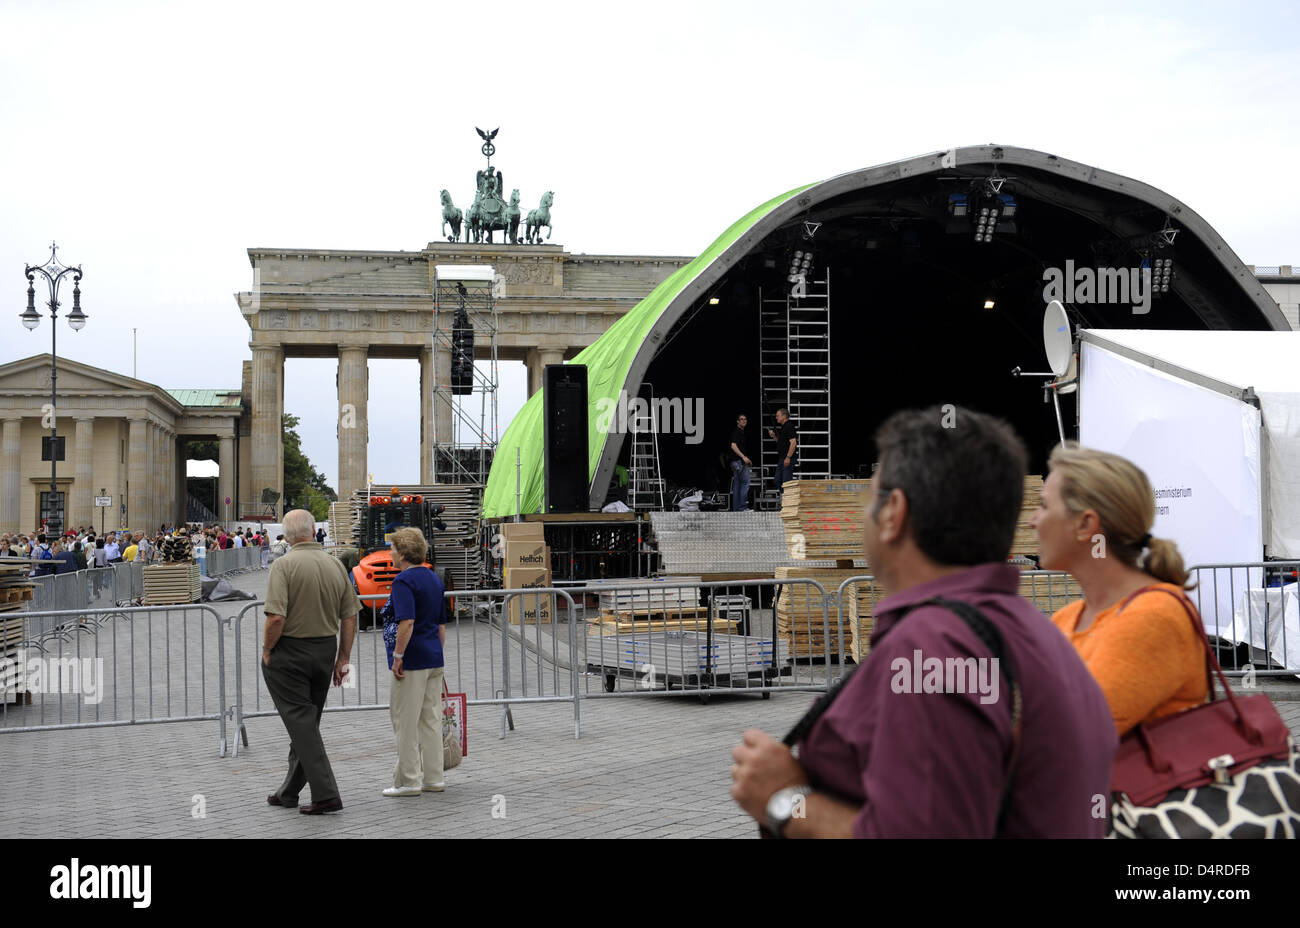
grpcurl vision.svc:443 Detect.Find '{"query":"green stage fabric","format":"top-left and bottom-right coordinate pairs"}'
top-left (483, 182), bottom-right (815, 518)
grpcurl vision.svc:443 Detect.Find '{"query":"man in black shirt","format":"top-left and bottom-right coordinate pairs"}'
top-left (767, 408), bottom-right (798, 495)
top-left (729, 413), bottom-right (753, 511)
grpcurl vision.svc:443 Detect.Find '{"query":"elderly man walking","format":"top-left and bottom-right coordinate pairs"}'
top-left (262, 509), bottom-right (360, 815)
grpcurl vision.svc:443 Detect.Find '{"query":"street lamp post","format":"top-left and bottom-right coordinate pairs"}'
top-left (21, 243), bottom-right (86, 538)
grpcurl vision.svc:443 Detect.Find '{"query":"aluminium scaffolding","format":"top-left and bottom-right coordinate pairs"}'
top-left (757, 266), bottom-right (831, 509)
top-left (431, 270), bottom-right (500, 485)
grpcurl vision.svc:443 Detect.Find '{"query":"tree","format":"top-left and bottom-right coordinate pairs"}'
top-left (283, 413), bottom-right (337, 521)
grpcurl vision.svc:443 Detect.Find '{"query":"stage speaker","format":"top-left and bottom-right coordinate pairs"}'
top-left (451, 306), bottom-right (474, 395)
top-left (544, 364), bottom-right (588, 513)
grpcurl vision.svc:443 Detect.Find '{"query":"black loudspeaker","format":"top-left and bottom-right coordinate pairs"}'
top-left (451, 305), bottom-right (474, 395)
top-left (544, 364), bottom-right (588, 513)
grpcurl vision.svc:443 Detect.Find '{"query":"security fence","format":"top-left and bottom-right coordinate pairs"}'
top-left (204, 546), bottom-right (261, 576)
top-left (0, 604), bottom-right (231, 753)
top-left (1187, 561), bottom-right (1300, 677)
top-left (4, 565), bottom-right (1296, 759)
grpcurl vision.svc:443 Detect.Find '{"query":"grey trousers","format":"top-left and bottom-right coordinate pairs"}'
top-left (262, 635), bottom-right (340, 803)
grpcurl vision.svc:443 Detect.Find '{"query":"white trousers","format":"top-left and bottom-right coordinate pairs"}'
top-left (389, 665), bottom-right (445, 788)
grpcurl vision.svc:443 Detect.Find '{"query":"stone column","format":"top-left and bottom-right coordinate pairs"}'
top-left (251, 345), bottom-right (285, 518)
top-left (525, 347), bottom-right (566, 397)
top-left (337, 345), bottom-right (369, 511)
top-left (0, 418), bottom-right (21, 534)
top-left (218, 434), bottom-right (235, 525)
top-left (128, 417), bottom-right (148, 529)
top-left (73, 417), bottom-right (95, 531)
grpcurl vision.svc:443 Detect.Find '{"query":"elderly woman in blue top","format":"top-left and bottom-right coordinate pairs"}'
top-left (381, 527), bottom-right (448, 797)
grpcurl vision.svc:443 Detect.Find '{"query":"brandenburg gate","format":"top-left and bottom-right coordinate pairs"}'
top-left (235, 242), bottom-right (690, 516)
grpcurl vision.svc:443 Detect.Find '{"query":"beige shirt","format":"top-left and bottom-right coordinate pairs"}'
top-left (264, 541), bottom-right (361, 638)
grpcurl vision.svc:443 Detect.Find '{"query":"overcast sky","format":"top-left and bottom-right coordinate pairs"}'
top-left (2, 0), bottom-right (1297, 493)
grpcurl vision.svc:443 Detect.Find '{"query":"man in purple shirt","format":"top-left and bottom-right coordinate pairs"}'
top-left (731, 406), bottom-right (1116, 837)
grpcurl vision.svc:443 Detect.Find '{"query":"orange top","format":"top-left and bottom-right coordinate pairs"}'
top-left (1051, 583), bottom-right (1208, 736)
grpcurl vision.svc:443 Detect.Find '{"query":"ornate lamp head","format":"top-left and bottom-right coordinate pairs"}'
top-left (66, 276), bottom-right (86, 331)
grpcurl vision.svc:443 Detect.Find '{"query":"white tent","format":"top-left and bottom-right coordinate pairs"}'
top-left (1078, 330), bottom-right (1300, 667)
top-left (1079, 329), bottom-right (1300, 562)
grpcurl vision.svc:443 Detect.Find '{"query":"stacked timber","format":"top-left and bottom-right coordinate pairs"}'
top-left (846, 577), bottom-right (885, 662)
top-left (587, 577), bottom-right (732, 635)
top-left (774, 566), bottom-right (860, 658)
top-left (143, 562), bottom-right (201, 605)
top-left (0, 561), bottom-right (34, 662)
top-left (1010, 476), bottom-right (1045, 556)
top-left (780, 480), bottom-right (871, 560)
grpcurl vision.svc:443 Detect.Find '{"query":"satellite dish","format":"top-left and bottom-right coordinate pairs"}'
top-left (1043, 300), bottom-right (1072, 377)
top-left (1055, 352), bottom-right (1079, 395)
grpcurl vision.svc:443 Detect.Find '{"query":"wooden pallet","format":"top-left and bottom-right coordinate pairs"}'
top-left (0, 586), bottom-right (34, 603)
top-left (590, 617), bottom-right (738, 636)
top-left (596, 606), bottom-right (710, 619)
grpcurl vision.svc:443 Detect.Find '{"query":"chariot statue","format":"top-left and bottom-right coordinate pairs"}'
top-left (446, 128), bottom-right (555, 245)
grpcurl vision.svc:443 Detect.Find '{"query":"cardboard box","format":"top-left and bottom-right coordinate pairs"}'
top-left (500, 521), bottom-right (545, 541)
top-left (505, 540), bottom-right (549, 571)
top-left (506, 586), bottom-right (554, 625)
top-left (505, 566), bottom-right (552, 624)
top-left (505, 566), bottom-right (551, 589)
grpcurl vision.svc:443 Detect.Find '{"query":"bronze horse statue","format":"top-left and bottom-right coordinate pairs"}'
top-left (525, 191), bottom-right (554, 244)
top-left (504, 189), bottom-right (522, 244)
top-left (440, 189), bottom-right (462, 242)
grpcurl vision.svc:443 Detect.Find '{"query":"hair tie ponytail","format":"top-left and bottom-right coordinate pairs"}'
top-left (1137, 533), bottom-right (1152, 548)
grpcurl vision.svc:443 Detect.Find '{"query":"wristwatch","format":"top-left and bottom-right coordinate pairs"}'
top-left (765, 786), bottom-right (813, 838)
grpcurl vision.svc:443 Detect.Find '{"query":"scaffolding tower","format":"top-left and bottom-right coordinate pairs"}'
top-left (757, 266), bottom-right (832, 508)
top-left (431, 266), bottom-right (500, 484)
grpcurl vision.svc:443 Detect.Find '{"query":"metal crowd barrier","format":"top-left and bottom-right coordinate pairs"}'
top-left (204, 546), bottom-right (261, 577)
top-left (833, 569), bottom-right (1083, 679)
top-left (229, 586), bottom-right (583, 755)
top-left (1187, 561), bottom-right (1300, 677)
top-left (575, 577), bottom-right (829, 696)
top-left (0, 604), bottom-right (231, 755)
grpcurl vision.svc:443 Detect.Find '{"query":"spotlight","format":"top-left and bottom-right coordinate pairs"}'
top-left (708, 297), bottom-right (720, 305)
top-left (997, 193), bottom-right (1017, 217)
top-left (947, 194), bottom-right (968, 217)
top-left (1140, 255), bottom-right (1175, 296)
top-left (983, 299), bottom-right (996, 310)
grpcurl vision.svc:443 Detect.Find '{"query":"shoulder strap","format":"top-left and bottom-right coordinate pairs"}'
top-left (782, 595), bottom-right (1023, 834)
top-left (1117, 585), bottom-right (1259, 739)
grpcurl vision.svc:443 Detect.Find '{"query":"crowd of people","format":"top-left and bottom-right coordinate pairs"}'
top-left (0, 520), bottom-right (321, 576)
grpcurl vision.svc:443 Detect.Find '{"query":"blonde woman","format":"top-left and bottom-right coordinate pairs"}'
top-left (1029, 444), bottom-right (1207, 736)
top-left (381, 527), bottom-right (448, 797)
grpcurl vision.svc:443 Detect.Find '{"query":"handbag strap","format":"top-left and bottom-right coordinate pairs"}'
top-left (783, 595), bottom-right (1023, 834)
top-left (1116, 585), bottom-right (1262, 744)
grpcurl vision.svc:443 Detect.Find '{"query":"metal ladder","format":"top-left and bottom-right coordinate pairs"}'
top-left (788, 266), bottom-right (831, 480)
top-left (629, 388), bottom-right (665, 510)
top-left (757, 287), bottom-right (790, 510)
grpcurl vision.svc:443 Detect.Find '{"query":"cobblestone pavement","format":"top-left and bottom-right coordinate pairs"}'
top-left (3, 567), bottom-right (1298, 839)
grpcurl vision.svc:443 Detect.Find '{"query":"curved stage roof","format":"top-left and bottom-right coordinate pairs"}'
top-left (483, 145), bottom-right (1286, 518)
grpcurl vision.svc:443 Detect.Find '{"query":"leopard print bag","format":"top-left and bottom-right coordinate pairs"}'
top-left (1108, 587), bottom-right (1300, 838)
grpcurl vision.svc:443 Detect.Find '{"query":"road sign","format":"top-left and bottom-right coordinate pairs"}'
top-left (95, 496), bottom-right (112, 507)
top-left (225, 496), bottom-right (232, 506)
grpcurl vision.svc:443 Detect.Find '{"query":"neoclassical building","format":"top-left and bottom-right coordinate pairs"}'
top-left (0, 355), bottom-right (245, 535)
